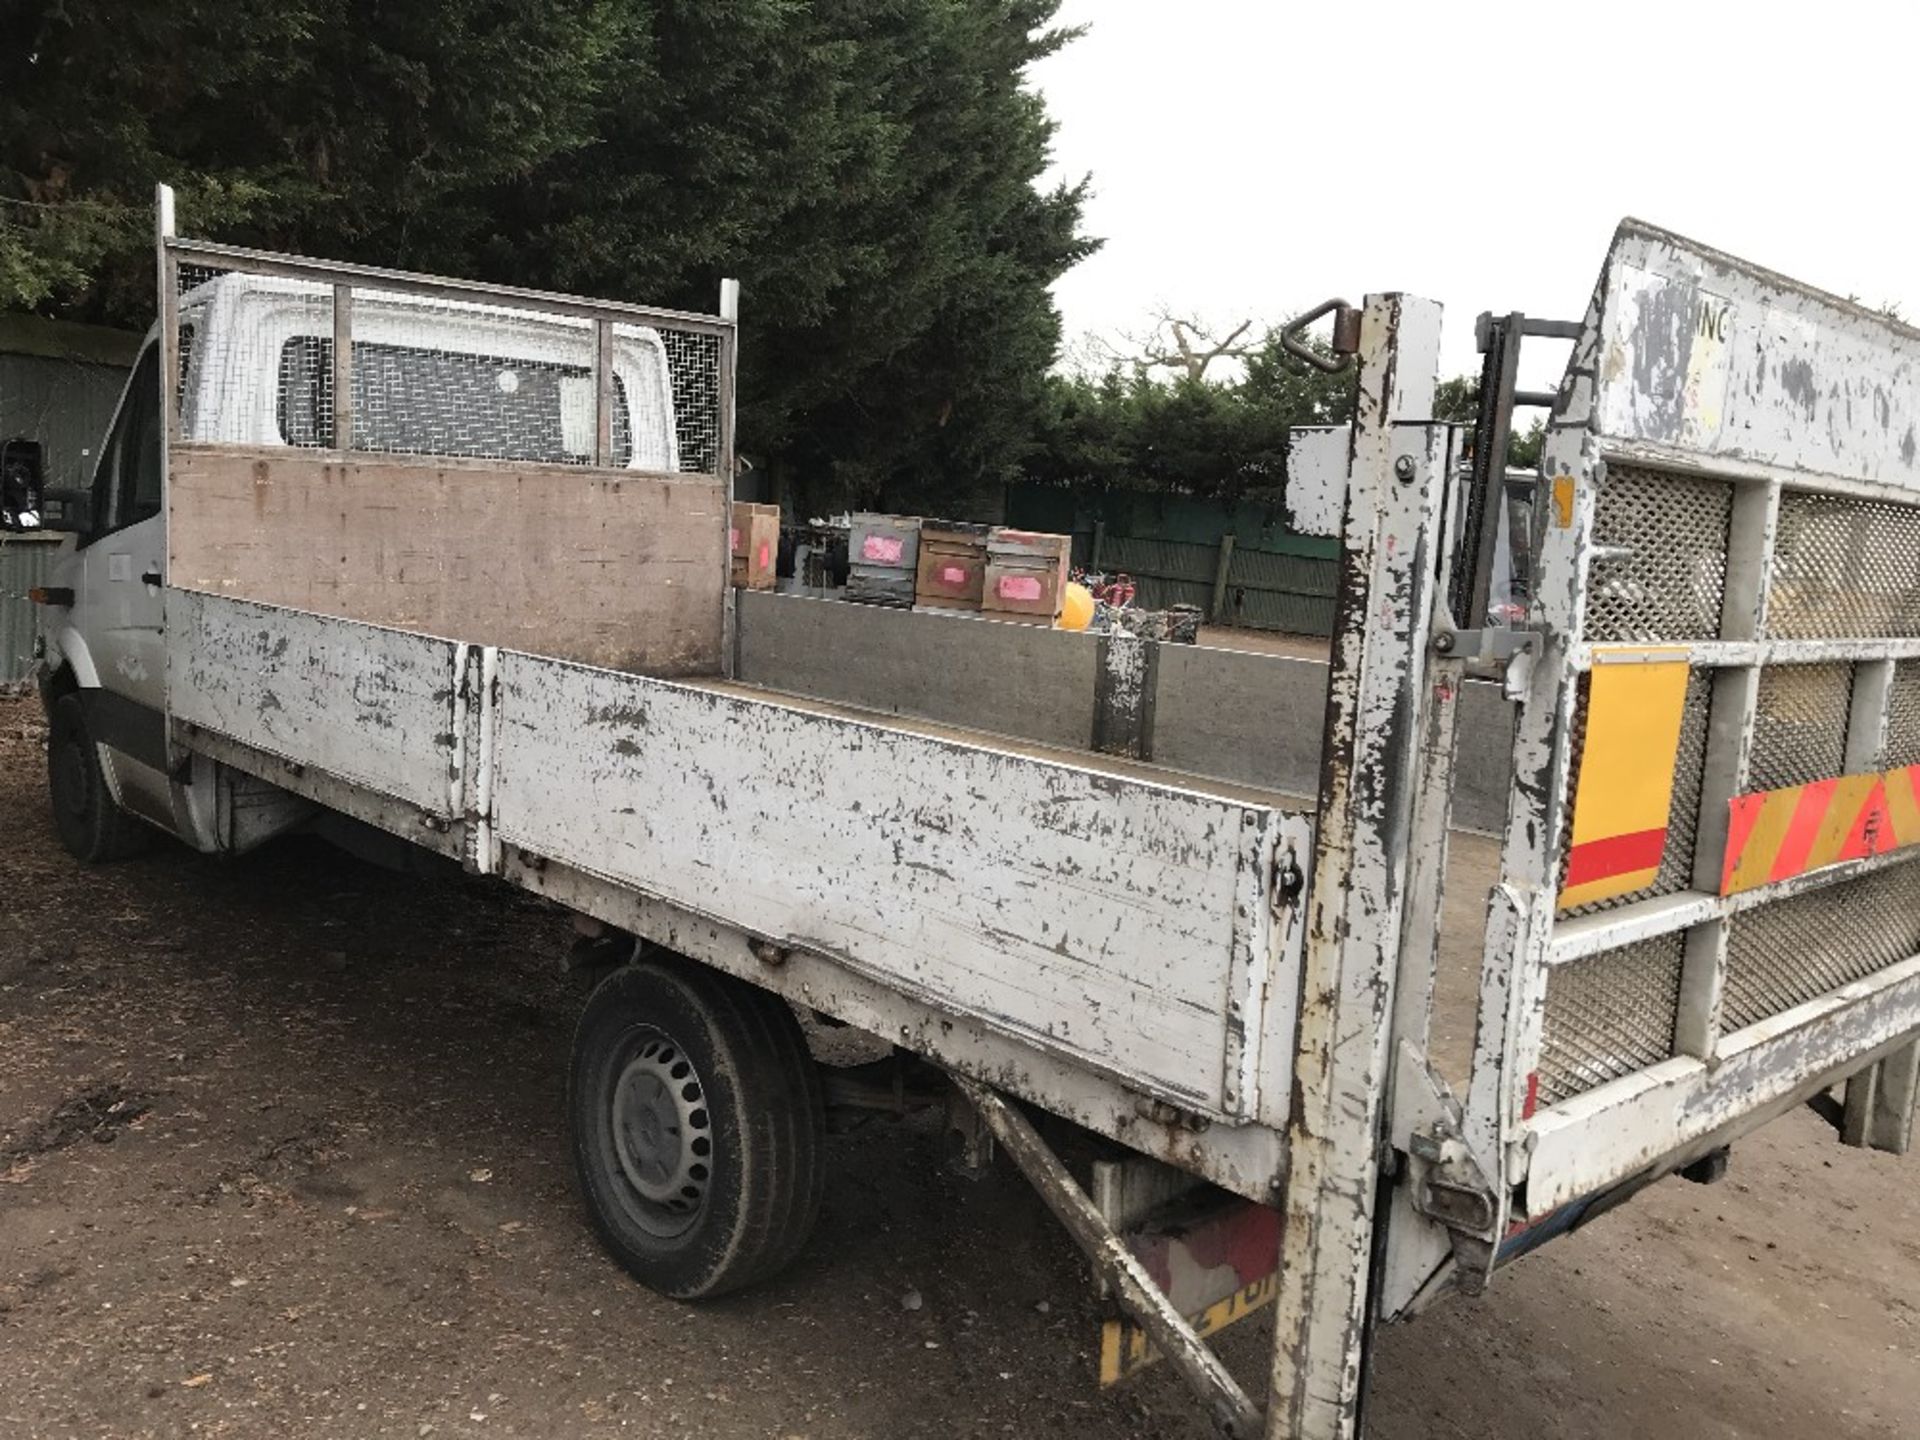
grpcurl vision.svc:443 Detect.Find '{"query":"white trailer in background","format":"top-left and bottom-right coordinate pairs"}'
top-left (20, 186), bottom-right (1920, 1438)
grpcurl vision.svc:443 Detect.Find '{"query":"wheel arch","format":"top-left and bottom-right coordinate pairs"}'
top-left (42, 622), bottom-right (102, 692)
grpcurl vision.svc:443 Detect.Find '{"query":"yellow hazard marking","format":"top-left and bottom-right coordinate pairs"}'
top-left (1551, 474), bottom-right (1576, 528)
top-left (1098, 1272), bottom-right (1279, 1386)
top-left (1720, 785), bottom-right (1810, 895)
top-left (1887, 766), bottom-right (1920, 845)
top-left (1558, 647), bottom-right (1692, 911)
top-left (1807, 772), bottom-right (1884, 870)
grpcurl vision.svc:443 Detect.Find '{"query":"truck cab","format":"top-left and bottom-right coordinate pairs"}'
top-left (33, 272), bottom-right (683, 859)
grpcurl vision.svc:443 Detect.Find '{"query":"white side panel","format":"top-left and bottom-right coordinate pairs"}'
top-left (1285, 425), bottom-right (1349, 538)
top-left (489, 650), bottom-right (1288, 1116)
top-left (1596, 221), bottom-right (1920, 492)
top-left (166, 591), bottom-right (459, 817)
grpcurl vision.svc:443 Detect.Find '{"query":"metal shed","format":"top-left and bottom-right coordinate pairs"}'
top-left (0, 314), bottom-right (140, 685)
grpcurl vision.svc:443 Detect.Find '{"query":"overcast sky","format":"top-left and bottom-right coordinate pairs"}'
top-left (1032, 1), bottom-right (1920, 388)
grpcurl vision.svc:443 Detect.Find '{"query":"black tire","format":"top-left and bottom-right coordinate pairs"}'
top-left (47, 693), bottom-right (149, 864)
top-left (569, 954), bottom-right (825, 1300)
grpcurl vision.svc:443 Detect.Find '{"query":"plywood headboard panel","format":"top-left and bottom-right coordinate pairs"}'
top-left (168, 445), bottom-right (726, 676)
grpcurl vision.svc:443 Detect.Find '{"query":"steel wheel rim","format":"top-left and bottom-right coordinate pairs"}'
top-left (608, 1027), bottom-right (712, 1238)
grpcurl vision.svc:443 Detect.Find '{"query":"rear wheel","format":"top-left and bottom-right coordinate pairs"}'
top-left (569, 953), bottom-right (824, 1299)
top-left (47, 693), bottom-right (149, 864)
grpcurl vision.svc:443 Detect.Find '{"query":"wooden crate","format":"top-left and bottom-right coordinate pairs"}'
top-left (730, 501), bottom-right (780, 591)
top-left (983, 528), bottom-right (1070, 625)
top-left (986, 528), bottom-right (1072, 565)
top-left (915, 521), bottom-right (990, 610)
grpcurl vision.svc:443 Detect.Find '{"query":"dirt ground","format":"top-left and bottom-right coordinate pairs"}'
top-left (2, 691), bottom-right (1915, 1440)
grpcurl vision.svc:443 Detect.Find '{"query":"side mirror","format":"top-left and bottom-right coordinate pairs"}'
top-left (36, 487), bottom-right (95, 535)
top-left (0, 439), bottom-right (44, 532)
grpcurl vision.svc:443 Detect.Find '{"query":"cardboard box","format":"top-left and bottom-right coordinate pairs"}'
top-left (730, 502), bottom-right (780, 591)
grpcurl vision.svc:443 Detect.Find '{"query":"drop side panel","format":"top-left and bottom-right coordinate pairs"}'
top-left (487, 649), bottom-right (1294, 1116)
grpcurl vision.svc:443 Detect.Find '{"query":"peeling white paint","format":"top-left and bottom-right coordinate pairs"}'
top-left (1598, 221), bottom-right (1920, 489)
top-left (1468, 219), bottom-right (1920, 1258)
top-left (167, 590), bottom-right (462, 817)
top-left (488, 649), bottom-right (1296, 1116)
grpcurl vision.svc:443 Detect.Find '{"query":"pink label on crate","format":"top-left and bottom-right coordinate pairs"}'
top-left (729, 526), bottom-right (740, 551)
top-left (939, 565), bottom-right (968, 586)
top-left (758, 542), bottom-right (771, 568)
top-left (997, 574), bottom-right (1043, 602)
top-left (861, 534), bottom-right (905, 564)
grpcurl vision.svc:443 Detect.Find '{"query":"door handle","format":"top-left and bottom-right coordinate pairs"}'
top-left (140, 569), bottom-right (163, 587)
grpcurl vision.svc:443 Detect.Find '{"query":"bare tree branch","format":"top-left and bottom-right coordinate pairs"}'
top-left (1117, 310), bottom-right (1264, 382)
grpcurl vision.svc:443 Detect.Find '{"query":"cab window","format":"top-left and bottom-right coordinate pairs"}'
top-left (89, 342), bottom-right (163, 539)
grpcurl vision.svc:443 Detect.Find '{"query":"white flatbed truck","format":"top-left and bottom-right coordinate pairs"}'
top-left (19, 186), bottom-right (1920, 1438)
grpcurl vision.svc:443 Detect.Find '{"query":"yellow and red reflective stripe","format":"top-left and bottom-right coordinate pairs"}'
top-left (1722, 763), bottom-right (1920, 895)
top-left (1557, 647), bottom-right (1692, 911)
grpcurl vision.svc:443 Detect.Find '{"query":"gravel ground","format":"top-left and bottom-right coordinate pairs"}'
top-left (1, 692), bottom-right (1915, 1439)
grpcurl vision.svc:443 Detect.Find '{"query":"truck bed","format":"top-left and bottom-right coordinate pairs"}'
top-left (167, 589), bottom-right (1313, 1189)
top-left (694, 676), bottom-right (1312, 813)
